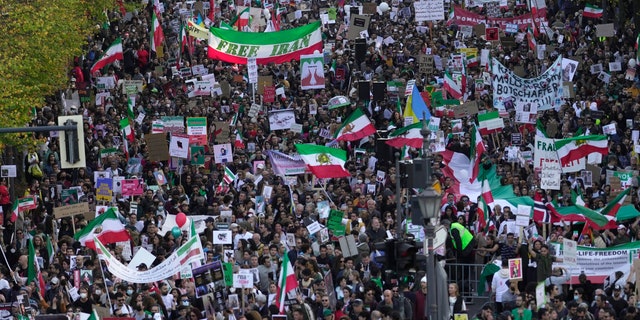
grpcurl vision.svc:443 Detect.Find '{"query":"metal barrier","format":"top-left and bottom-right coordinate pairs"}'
top-left (444, 263), bottom-right (488, 304)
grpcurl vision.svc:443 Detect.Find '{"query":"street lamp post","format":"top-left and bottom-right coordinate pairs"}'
top-left (414, 115), bottom-right (441, 320)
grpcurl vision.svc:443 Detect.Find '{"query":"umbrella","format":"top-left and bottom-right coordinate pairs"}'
top-left (327, 95), bottom-right (351, 109)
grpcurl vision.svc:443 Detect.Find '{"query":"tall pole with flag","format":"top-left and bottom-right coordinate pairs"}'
top-left (275, 252), bottom-right (298, 313)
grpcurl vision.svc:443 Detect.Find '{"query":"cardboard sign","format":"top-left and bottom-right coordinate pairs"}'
top-left (453, 101), bottom-right (479, 118)
top-left (54, 202), bottom-right (90, 219)
top-left (347, 15), bottom-right (370, 40)
top-left (146, 134), bottom-right (170, 161)
top-left (596, 23), bottom-right (615, 37)
top-left (417, 54), bottom-right (434, 75)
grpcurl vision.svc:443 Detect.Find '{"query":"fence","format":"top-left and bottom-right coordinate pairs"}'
top-left (444, 263), bottom-right (488, 304)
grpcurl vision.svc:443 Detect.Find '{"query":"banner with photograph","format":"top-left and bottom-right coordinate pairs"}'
top-left (268, 109), bottom-right (296, 130)
top-left (492, 56), bottom-right (562, 111)
top-left (300, 53), bottom-right (326, 90)
top-left (266, 150), bottom-right (307, 175)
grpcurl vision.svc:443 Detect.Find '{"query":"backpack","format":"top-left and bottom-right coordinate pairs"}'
top-left (29, 164), bottom-right (43, 178)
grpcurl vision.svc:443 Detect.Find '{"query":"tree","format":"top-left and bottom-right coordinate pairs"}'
top-left (0, 0), bottom-right (110, 148)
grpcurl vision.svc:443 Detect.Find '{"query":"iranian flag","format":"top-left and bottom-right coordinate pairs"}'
top-left (234, 7), bottom-right (251, 31)
top-left (208, 21), bottom-right (323, 65)
top-left (90, 37), bottom-right (123, 74)
top-left (536, 119), bottom-right (548, 137)
top-left (150, 11), bottom-right (165, 52)
top-left (443, 72), bottom-right (463, 99)
top-left (45, 235), bottom-right (55, 265)
top-left (178, 23), bottom-right (188, 69)
top-left (120, 118), bottom-right (135, 143)
top-left (223, 166), bottom-right (237, 184)
top-left (333, 108), bottom-right (376, 141)
top-left (74, 208), bottom-right (131, 250)
top-left (466, 52), bottom-right (478, 68)
top-left (127, 96), bottom-right (136, 120)
top-left (468, 124), bottom-right (485, 183)
top-left (527, 27), bottom-right (537, 51)
top-left (27, 239), bottom-right (46, 295)
top-left (554, 135), bottom-right (608, 165)
top-left (235, 130), bottom-right (245, 148)
top-left (583, 4), bottom-right (603, 18)
top-left (477, 111), bottom-right (504, 135)
top-left (275, 251), bottom-right (298, 314)
top-left (386, 122), bottom-right (423, 149)
top-left (10, 196), bottom-right (37, 222)
top-left (477, 196), bottom-right (492, 233)
top-left (595, 188), bottom-right (631, 229)
top-left (295, 144), bottom-right (350, 178)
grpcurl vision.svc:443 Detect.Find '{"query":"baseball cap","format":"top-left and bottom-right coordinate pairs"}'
top-left (614, 284), bottom-right (622, 291)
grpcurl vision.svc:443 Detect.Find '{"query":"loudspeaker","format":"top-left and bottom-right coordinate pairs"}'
top-left (375, 138), bottom-right (394, 165)
top-left (358, 81), bottom-right (371, 100)
top-left (372, 82), bottom-right (386, 101)
top-left (355, 38), bottom-right (367, 64)
top-left (405, 159), bottom-right (429, 189)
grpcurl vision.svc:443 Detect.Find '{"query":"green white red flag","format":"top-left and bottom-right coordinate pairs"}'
top-left (583, 4), bottom-right (603, 18)
top-left (74, 208), bottom-right (131, 250)
top-left (386, 122), bottom-right (423, 149)
top-left (554, 135), bottom-right (608, 166)
top-left (333, 108), bottom-right (376, 141)
top-left (295, 144), bottom-right (350, 179)
top-left (275, 252), bottom-right (298, 313)
top-left (27, 239), bottom-right (46, 294)
top-left (90, 38), bottom-right (123, 74)
top-left (150, 11), bottom-right (165, 52)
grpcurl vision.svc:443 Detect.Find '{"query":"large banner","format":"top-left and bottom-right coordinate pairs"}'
top-left (267, 150), bottom-right (307, 175)
top-left (300, 53), bottom-right (326, 90)
top-left (95, 232), bottom-right (203, 283)
top-left (492, 56), bottom-right (562, 111)
top-left (449, 6), bottom-right (547, 31)
top-left (553, 241), bottom-right (640, 282)
top-left (208, 21), bottom-right (323, 65)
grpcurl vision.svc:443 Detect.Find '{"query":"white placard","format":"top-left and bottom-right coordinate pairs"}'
top-left (247, 58), bottom-right (258, 84)
top-left (413, 0), bottom-right (444, 22)
top-left (563, 238), bottom-right (577, 265)
top-left (306, 221), bottom-right (323, 235)
top-left (233, 273), bottom-right (254, 288)
top-left (515, 205), bottom-right (531, 227)
top-left (213, 230), bottom-right (233, 244)
top-left (0, 165), bottom-right (17, 178)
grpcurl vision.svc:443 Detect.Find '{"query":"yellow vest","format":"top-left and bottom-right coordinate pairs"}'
top-left (450, 222), bottom-right (473, 250)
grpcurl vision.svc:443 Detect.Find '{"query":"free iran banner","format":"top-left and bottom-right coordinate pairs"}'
top-left (492, 56), bottom-right (563, 112)
top-left (208, 21), bottom-right (323, 65)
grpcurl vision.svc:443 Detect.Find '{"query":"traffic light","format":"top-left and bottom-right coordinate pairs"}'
top-left (373, 239), bottom-right (396, 272)
top-left (58, 115), bottom-right (86, 169)
top-left (395, 240), bottom-right (426, 273)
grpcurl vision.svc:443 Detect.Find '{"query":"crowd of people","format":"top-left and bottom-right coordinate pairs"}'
top-left (3, 0), bottom-right (640, 319)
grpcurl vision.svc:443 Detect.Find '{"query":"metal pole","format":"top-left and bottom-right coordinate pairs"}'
top-left (395, 152), bottom-right (402, 237)
top-left (0, 125), bottom-right (76, 134)
top-left (425, 222), bottom-right (437, 320)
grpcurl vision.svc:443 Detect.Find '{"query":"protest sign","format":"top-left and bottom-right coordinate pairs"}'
top-left (327, 210), bottom-right (346, 236)
top-left (492, 56), bottom-right (562, 111)
top-left (300, 54), bottom-right (326, 90)
top-left (414, 0), bottom-right (444, 22)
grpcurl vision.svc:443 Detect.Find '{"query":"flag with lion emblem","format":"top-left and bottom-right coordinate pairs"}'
top-left (295, 144), bottom-right (350, 178)
top-left (300, 53), bottom-right (325, 90)
top-left (333, 108), bottom-right (376, 141)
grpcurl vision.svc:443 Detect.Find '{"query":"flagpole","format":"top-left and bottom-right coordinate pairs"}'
top-left (0, 245), bottom-right (18, 284)
top-left (319, 180), bottom-right (336, 207)
top-left (97, 255), bottom-right (115, 314)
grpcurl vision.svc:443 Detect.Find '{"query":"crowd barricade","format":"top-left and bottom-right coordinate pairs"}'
top-left (444, 263), bottom-right (488, 304)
